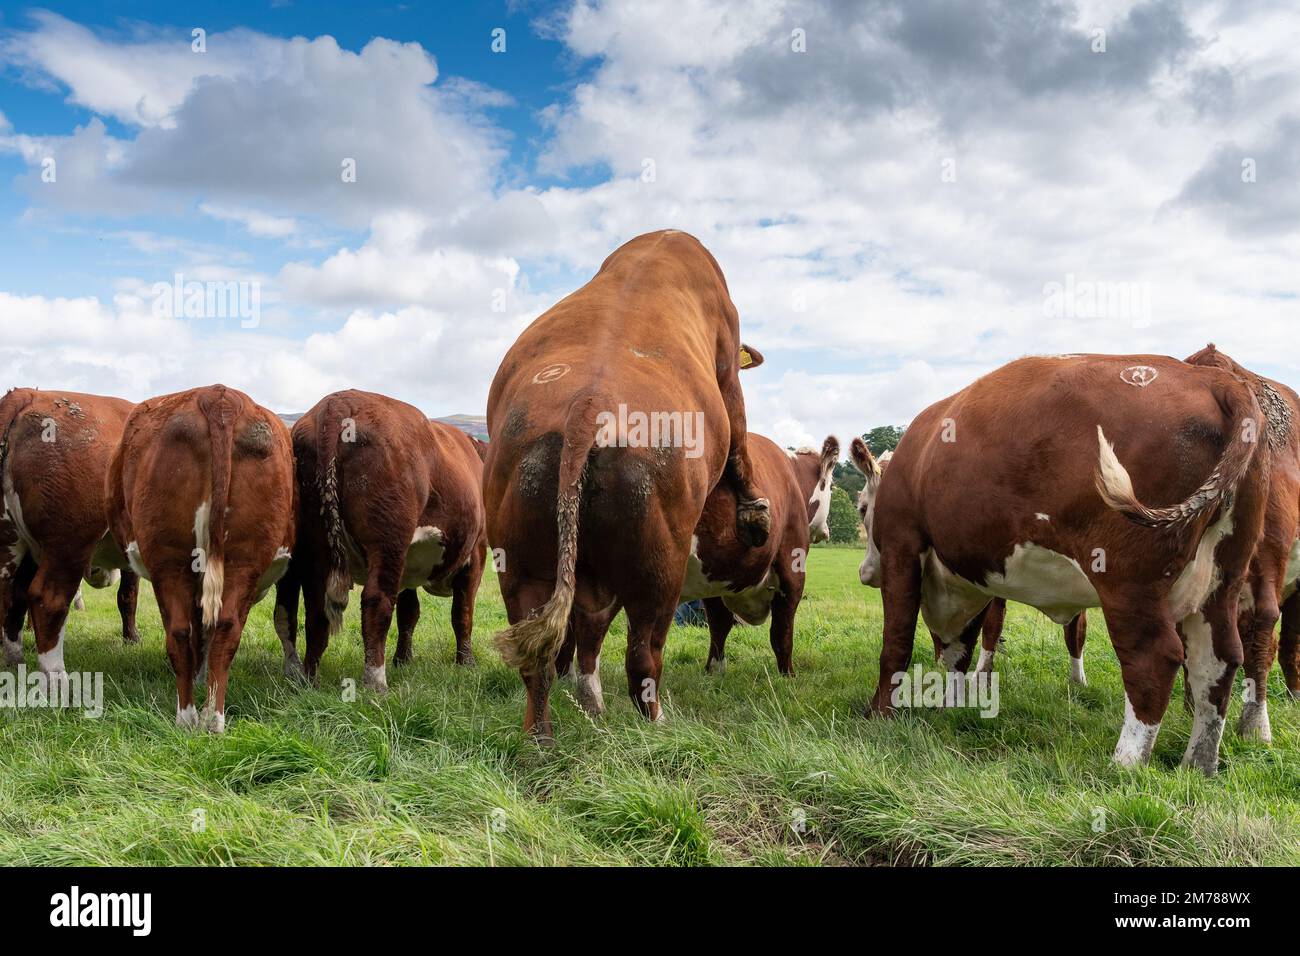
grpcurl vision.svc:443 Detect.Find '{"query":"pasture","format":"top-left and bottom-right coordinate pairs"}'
top-left (0, 546), bottom-right (1295, 866)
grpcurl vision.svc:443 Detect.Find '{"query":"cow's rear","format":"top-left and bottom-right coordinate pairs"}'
top-left (107, 385), bottom-right (294, 731)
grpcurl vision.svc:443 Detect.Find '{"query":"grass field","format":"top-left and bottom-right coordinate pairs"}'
top-left (0, 545), bottom-right (1296, 866)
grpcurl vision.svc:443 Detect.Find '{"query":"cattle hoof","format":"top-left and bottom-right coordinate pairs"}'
top-left (455, 651), bottom-right (476, 667)
top-left (705, 657), bottom-right (725, 675)
top-left (122, 629), bottom-right (141, 646)
top-left (1068, 658), bottom-right (1087, 686)
top-left (736, 497), bottom-right (772, 547)
top-left (1286, 686), bottom-right (1300, 702)
top-left (1237, 701), bottom-right (1272, 743)
top-left (392, 653), bottom-right (413, 667)
top-left (2, 640), bottom-right (22, 666)
top-left (283, 657), bottom-right (307, 683)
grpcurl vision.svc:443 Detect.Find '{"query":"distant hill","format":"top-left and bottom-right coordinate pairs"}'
top-left (275, 412), bottom-right (488, 441)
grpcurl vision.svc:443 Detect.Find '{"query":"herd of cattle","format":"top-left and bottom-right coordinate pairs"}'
top-left (2, 230), bottom-right (1296, 776)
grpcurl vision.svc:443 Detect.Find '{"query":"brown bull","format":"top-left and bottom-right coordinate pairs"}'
top-left (0, 389), bottom-right (142, 676)
top-left (106, 385), bottom-right (295, 732)
top-left (554, 434), bottom-right (838, 703)
top-left (973, 345), bottom-right (1300, 723)
top-left (1184, 345), bottom-right (1300, 739)
top-left (852, 354), bottom-right (1270, 774)
top-left (273, 390), bottom-right (487, 690)
top-left (485, 229), bottom-right (770, 739)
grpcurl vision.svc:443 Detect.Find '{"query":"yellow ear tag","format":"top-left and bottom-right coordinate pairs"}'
top-left (739, 348), bottom-right (753, 369)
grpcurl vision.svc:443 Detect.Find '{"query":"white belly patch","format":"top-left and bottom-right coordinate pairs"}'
top-left (922, 543), bottom-right (1099, 640)
top-left (254, 546), bottom-right (292, 603)
top-left (402, 525), bottom-right (445, 591)
top-left (680, 534), bottom-right (777, 624)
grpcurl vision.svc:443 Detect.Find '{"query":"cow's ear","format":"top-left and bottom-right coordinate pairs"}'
top-left (739, 343), bottom-right (764, 370)
top-left (850, 437), bottom-right (879, 483)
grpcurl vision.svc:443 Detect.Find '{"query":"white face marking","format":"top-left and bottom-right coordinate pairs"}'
top-left (857, 478), bottom-right (882, 587)
top-left (400, 526), bottom-right (446, 590)
top-left (125, 541), bottom-right (151, 582)
top-left (807, 476), bottom-right (832, 543)
top-left (1068, 656), bottom-right (1087, 685)
top-left (1169, 506), bottom-right (1233, 620)
top-left (681, 534), bottom-right (731, 602)
top-left (1113, 694), bottom-right (1161, 766)
top-left (1180, 611), bottom-right (1230, 767)
top-left (37, 625), bottom-right (65, 674)
top-left (253, 546), bottom-right (292, 603)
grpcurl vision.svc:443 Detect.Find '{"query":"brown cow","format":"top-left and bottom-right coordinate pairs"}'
top-left (105, 385), bottom-right (295, 732)
top-left (273, 391), bottom-right (487, 691)
top-left (1184, 345), bottom-right (1300, 740)
top-left (485, 229), bottom-right (770, 739)
top-left (553, 434), bottom-right (838, 701)
top-left (0, 389), bottom-right (142, 677)
top-left (851, 354), bottom-right (1271, 774)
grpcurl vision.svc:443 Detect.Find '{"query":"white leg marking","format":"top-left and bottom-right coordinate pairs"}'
top-left (201, 689), bottom-right (225, 733)
top-left (2, 629), bottom-right (22, 665)
top-left (1180, 612), bottom-right (1227, 773)
top-left (37, 625), bottom-right (65, 674)
top-left (975, 647), bottom-right (995, 673)
top-left (364, 663), bottom-right (388, 693)
top-left (1068, 655), bottom-right (1087, 686)
top-left (574, 655), bottom-right (604, 715)
top-left (1238, 675), bottom-right (1272, 743)
top-left (1113, 694), bottom-right (1161, 767)
top-left (176, 698), bottom-right (199, 729)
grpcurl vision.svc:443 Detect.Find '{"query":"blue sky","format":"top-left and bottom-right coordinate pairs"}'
top-left (0, 1), bottom-right (1297, 442)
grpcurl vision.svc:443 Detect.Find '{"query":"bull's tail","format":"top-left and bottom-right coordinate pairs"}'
top-left (1096, 380), bottom-right (1262, 528)
top-left (493, 394), bottom-right (600, 674)
top-left (317, 399), bottom-right (351, 634)
top-left (197, 389), bottom-right (238, 630)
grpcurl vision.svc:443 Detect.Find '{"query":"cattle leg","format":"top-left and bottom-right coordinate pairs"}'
top-left (975, 597), bottom-right (1006, 672)
top-left (274, 565), bottom-right (305, 681)
top-left (1180, 603), bottom-right (1244, 774)
top-left (870, 542), bottom-right (924, 717)
top-left (300, 572), bottom-right (332, 684)
top-left (156, 579), bottom-right (200, 728)
top-left (1, 556), bottom-right (35, 666)
top-left (1064, 610), bottom-right (1088, 685)
top-left (768, 568), bottom-right (803, 676)
top-left (1104, 599), bottom-right (1183, 767)
top-left (360, 560), bottom-right (401, 692)
top-left (703, 597), bottom-right (734, 674)
top-left (450, 555), bottom-right (483, 666)
top-left (571, 602), bottom-right (618, 716)
top-left (393, 588), bottom-right (420, 666)
top-left (201, 606), bottom-right (252, 734)
top-left (624, 600), bottom-right (675, 721)
top-left (1238, 581), bottom-right (1280, 742)
top-left (117, 568), bottom-right (142, 645)
top-left (27, 560), bottom-right (83, 684)
top-left (1281, 591), bottom-right (1300, 700)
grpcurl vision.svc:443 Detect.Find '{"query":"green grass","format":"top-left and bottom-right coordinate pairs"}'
top-left (0, 546), bottom-right (1296, 865)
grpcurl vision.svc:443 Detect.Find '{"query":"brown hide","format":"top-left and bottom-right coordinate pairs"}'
top-left (274, 390), bottom-right (486, 689)
top-left (484, 229), bottom-right (767, 737)
top-left (105, 385), bottom-right (294, 732)
top-left (0, 388), bottom-right (140, 671)
top-left (853, 353), bottom-right (1269, 775)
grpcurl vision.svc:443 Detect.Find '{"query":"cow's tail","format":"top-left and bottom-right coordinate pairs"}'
top-left (493, 393), bottom-right (600, 674)
top-left (1095, 380), bottom-right (1262, 528)
top-left (198, 391), bottom-right (238, 630)
top-left (318, 399), bottom-right (351, 634)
